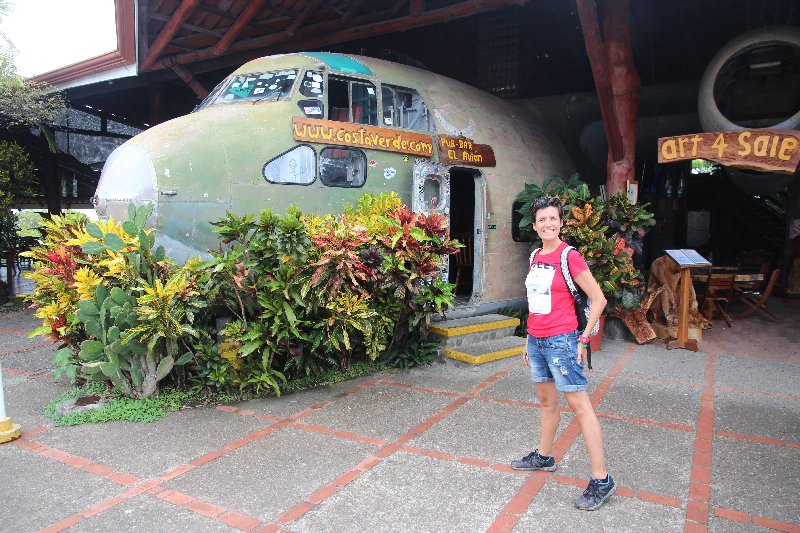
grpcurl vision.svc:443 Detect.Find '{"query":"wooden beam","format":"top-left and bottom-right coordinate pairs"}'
top-left (196, 2), bottom-right (235, 21)
top-left (575, 0), bottom-right (624, 162)
top-left (149, 12), bottom-right (222, 37)
top-left (151, 0), bottom-right (529, 70)
top-left (141, 0), bottom-right (202, 72)
top-left (171, 64), bottom-right (210, 99)
top-left (342, 0), bottom-right (366, 23)
top-left (390, 0), bottom-right (406, 15)
top-left (262, 1), bottom-right (295, 19)
top-left (285, 0), bottom-right (320, 37)
top-left (250, 13), bottom-right (293, 31)
top-left (212, 0), bottom-right (265, 56)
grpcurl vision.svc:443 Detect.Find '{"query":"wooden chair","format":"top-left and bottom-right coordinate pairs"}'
top-left (734, 268), bottom-right (780, 321)
top-left (700, 272), bottom-right (736, 326)
top-left (450, 233), bottom-right (473, 292)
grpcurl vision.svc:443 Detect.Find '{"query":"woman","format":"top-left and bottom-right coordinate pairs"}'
top-left (511, 195), bottom-right (615, 511)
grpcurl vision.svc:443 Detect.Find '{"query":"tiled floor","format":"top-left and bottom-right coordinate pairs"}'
top-left (1, 297), bottom-right (798, 532)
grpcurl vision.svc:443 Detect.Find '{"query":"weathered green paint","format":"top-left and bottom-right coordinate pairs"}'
top-left (95, 53), bottom-right (575, 310)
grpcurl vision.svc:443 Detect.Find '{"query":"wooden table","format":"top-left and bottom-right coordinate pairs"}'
top-left (691, 272), bottom-right (764, 283)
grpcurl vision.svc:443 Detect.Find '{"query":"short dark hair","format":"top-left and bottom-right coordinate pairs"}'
top-left (531, 196), bottom-right (563, 221)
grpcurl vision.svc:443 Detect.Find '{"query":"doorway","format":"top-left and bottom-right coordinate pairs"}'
top-left (448, 168), bottom-right (482, 300)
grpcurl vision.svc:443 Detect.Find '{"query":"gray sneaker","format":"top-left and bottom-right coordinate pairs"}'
top-left (511, 449), bottom-right (557, 471)
top-left (575, 474), bottom-right (616, 510)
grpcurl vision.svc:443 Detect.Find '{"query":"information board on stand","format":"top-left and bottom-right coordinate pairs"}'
top-left (665, 249), bottom-right (711, 268)
top-left (664, 249), bottom-right (711, 352)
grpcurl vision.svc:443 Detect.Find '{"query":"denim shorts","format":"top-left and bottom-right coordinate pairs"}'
top-left (527, 331), bottom-right (588, 392)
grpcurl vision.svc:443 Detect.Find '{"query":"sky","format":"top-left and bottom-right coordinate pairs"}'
top-left (0, 0), bottom-right (118, 77)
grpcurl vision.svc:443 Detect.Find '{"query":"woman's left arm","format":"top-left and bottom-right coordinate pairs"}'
top-left (573, 269), bottom-right (607, 362)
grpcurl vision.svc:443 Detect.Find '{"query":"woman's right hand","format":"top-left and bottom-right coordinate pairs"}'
top-left (523, 344), bottom-right (529, 366)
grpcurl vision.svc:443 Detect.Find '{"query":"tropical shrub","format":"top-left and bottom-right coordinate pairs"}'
top-left (199, 192), bottom-right (458, 390)
top-left (516, 174), bottom-right (655, 310)
top-left (24, 204), bottom-right (206, 397)
top-left (25, 193), bottom-right (458, 399)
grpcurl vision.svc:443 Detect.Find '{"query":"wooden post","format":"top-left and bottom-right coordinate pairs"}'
top-left (667, 268), bottom-right (697, 351)
top-left (576, 0), bottom-right (640, 195)
top-left (664, 249), bottom-right (711, 352)
top-left (603, 0), bottom-right (640, 195)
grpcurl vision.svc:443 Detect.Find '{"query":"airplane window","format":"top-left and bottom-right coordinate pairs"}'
top-left (351, 82), bottom-right (377, 125)
top-left (328, 76), bottom-right (377, 126)
top-left (194, 76), bottom-right (230, 111)
top-left (263, 145), bottom-right (316, 185)
top-left (214, 70), bottom-right (297, 104)
top-left (320, 148), bottom-right (366, 188)
top-left (328, 78), bottom-right (350, 121)
top-left (382, 85), bottom-right (434, 132)
top-left (300, 70), bottom-right (324, 97)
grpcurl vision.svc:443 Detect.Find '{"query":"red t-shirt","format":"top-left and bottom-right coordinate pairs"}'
top-left (526, 241), bottom-right (589, 338)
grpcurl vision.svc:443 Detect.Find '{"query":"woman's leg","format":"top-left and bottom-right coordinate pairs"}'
top-left (564, 390), bottom-right (607, 479)
top-left (536, 381), bottom-right (560, 457)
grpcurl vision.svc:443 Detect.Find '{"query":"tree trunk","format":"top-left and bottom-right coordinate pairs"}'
top-left (603, 0), bottom-right (640, 195)
top-left (576, 0), bottom-right (641, 196)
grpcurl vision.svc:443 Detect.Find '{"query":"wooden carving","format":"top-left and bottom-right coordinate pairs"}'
top-left (612, 287), bottom-right (659, 344)
top-left (646, 255), bottom-right (711, 331)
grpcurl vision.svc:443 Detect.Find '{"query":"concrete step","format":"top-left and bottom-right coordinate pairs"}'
top-left (443, 335), bottom-right (527, 365)
top-left (429, 313), bottom-right (521, 348)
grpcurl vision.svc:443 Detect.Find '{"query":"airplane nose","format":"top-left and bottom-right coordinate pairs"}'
top-left (95, 142), bottom-right (157, 222)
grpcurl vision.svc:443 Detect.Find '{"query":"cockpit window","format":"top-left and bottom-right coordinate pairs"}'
top-left (300, 70), bottom-right (324, 97)
top-left (210, 70), bottom-right (298, 105)
top-left (382, 85), bottom-right (434, 132)
top-left (320, 148), bottom-right (366, 187)
top-left (193, 77), bottom-right (228, 112)
top-left (328, 76), bottom-right (378, 126)
top-left (263, 145), bottom-right (316, 185)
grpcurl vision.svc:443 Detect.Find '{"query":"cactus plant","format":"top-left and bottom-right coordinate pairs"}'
top-left (69, 204), bottom-right (200, 398)
top-left (74, 277), bottom-right (195, 398)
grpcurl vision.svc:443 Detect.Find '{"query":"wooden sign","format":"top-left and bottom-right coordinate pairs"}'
top-left (437, 135), bottom-right (496, 167)
top-left (293, 116), bottom-right (434, 157)
top-left (657, 129), bottom-right (800, 174)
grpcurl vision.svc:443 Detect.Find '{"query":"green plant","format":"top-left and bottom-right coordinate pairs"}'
top-left (29, 193), bottom-right (457, 399)
top-left (27, 204), bottom-right (205, 398)
top-left (281, 360), bottom-right (390, 394)
top-left (204, 193), bottom-right (458, 388)
top-left (379, 332), bottom-right (440, 370)
top-left (496, 306), bottom-right (527, 337)
top-left (44, 383), bottom-right (191, 426)
top-left (73, 282), bottom-right (193, 398)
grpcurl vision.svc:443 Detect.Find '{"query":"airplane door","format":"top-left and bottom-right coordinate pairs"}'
top-left (412, 161), bottom-right (451, 279)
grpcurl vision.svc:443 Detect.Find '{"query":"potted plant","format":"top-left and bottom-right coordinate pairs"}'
top-left (516, 174), bottom-right (656, 346)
